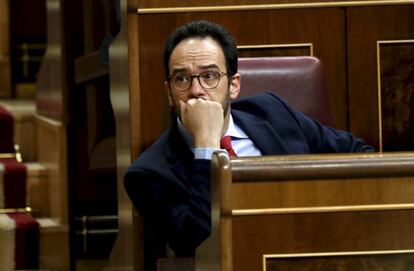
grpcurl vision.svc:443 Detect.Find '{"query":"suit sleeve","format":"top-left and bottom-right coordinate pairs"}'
top-left (267, 92), bottom-right (375, 153)
top-left (124, 158), bottom-right (212, 257)
top-left (295, 110), bottom-right (375, 153)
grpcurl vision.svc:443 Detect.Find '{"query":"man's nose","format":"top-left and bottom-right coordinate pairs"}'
top-left (189, 77), bottom-right (206, 96)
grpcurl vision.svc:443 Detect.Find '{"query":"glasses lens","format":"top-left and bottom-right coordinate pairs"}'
top-left (172, 74), bottom-right (191, 91)
top-left (199, 71), bottom-right (220, 89)
top-left (170, 71), bottom-right (224, 91)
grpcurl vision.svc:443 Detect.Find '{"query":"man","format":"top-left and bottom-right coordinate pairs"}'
top-left (124, 20), bottom-right (374, 267)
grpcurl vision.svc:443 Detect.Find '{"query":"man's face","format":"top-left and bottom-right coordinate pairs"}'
top-left (165, 37), bottom-right (240, 118)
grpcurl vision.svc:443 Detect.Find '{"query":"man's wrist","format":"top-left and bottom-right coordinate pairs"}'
top-left (193, 136), bottom-right (220, 149)
top-left (193, 147), bottom-right (221, 160)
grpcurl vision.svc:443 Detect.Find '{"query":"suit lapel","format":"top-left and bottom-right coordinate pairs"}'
top-left (232, 109), bottom-right (289, 155)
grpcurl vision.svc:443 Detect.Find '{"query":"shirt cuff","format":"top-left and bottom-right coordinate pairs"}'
top-left (193, 147), bottom-right (221, 160)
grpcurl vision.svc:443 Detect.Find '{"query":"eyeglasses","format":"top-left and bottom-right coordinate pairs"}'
top-left (169, 70), bottom-right (228, 91)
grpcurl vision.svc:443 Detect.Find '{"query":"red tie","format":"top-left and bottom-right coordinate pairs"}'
top-left (220, 136), bottom-right (237, 157)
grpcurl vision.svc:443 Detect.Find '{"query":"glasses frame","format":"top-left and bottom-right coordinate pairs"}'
top-left (168, 70), bottom-right (229, 91)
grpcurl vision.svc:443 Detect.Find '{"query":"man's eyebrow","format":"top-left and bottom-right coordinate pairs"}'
top-left (171, 68), bottom-right (187, 74)
top-left (199, 64), bottom-right (220, 70)
top-left (170, 64), bottom-right (221, 75)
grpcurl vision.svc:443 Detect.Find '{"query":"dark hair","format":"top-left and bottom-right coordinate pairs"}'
top-left (163, 20), bottom-right (238, 80)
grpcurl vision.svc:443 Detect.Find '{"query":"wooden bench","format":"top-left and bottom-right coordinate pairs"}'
top-left (196, 151), bottom-right (414, 271)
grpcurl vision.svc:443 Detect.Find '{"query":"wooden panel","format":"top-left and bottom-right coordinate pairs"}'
top-left (233, 210), bottom-right (414, 271)
top-left (136, 0), bottom-right (414, 9)
top-left (378, 41), bottom-right (414, 152)
top-left (228, 153), bottom-right (414, 271)
top-left (232, 176), bottom-right (414, 209)
top-left (104, 0), bottom-right (140, 270)
top-left (39, 223), bottom-right (70, 271)
top-left (36, 0), bottom-right (66, 121)
top-left (35, 114), bottom-right (68, 223)
top-left (347, 5), bottom-right (414, 149)
top-left (26, 162), bottom-right (49, 217)
top-left (0, 0), bottom-right (11, 98)
top-left (230, 153), bottom-right (414, 209)
top-left (202, 152), bottom-right (414, 271)
top-left (265, 251), bottom-right (414, 271)
top-left (0, 0), bottom-right (9, 55)
top-left (0, 58), bottom-right (11, 98)
top-left (35, 114), bottom-right (70, 270)
top-left (138, 8), bottom-right (347, 148)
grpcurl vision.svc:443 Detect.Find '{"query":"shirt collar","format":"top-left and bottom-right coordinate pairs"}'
top-left (223, 114), bottom-right (249, 139)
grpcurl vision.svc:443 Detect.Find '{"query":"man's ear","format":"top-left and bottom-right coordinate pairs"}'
top-left (229, 73), bottom-right (241, 100)
top-left (165, 81), bottom-right (174, 106)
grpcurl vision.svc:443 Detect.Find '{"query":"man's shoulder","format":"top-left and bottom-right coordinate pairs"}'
top-left (233, 91), bottom-right (287, 108)
top-left (126, 128), bottom-right (172, 174)
top-left (232, 91), bottom-right (294, 117)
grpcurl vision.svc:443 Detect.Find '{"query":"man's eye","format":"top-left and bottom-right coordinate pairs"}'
top-left (174, 75), bottom-right (189, 82)
top-left (202, 72), bottom-right (218, 80)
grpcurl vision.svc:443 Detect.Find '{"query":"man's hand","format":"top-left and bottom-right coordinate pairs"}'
top-left (180, 98), bottom-right (224, 148)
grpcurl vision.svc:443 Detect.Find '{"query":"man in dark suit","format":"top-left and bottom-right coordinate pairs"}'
top-left (124, 20), bottom-right (374, 269)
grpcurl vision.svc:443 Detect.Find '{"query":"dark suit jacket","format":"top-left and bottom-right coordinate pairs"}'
top-left (124, 92), bottom-right (374, 269)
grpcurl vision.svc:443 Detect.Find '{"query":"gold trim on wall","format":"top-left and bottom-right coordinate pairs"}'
top-left (376, 41), bottom-right (383, 152)
top-left (376, 39), bottom-right (414, 153)
top-left (137, 0), bottom-right (414, 14)
top-left (232, 203), bottom-right (414, 216)
top-left (264, 249), bottom-right (414, 259)
top-left (0, 153), bottom-right (16, 159)
top-left (238, 43), bottom-right (314, 56)
top-left (0, 207), bottom-right (32, 214)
